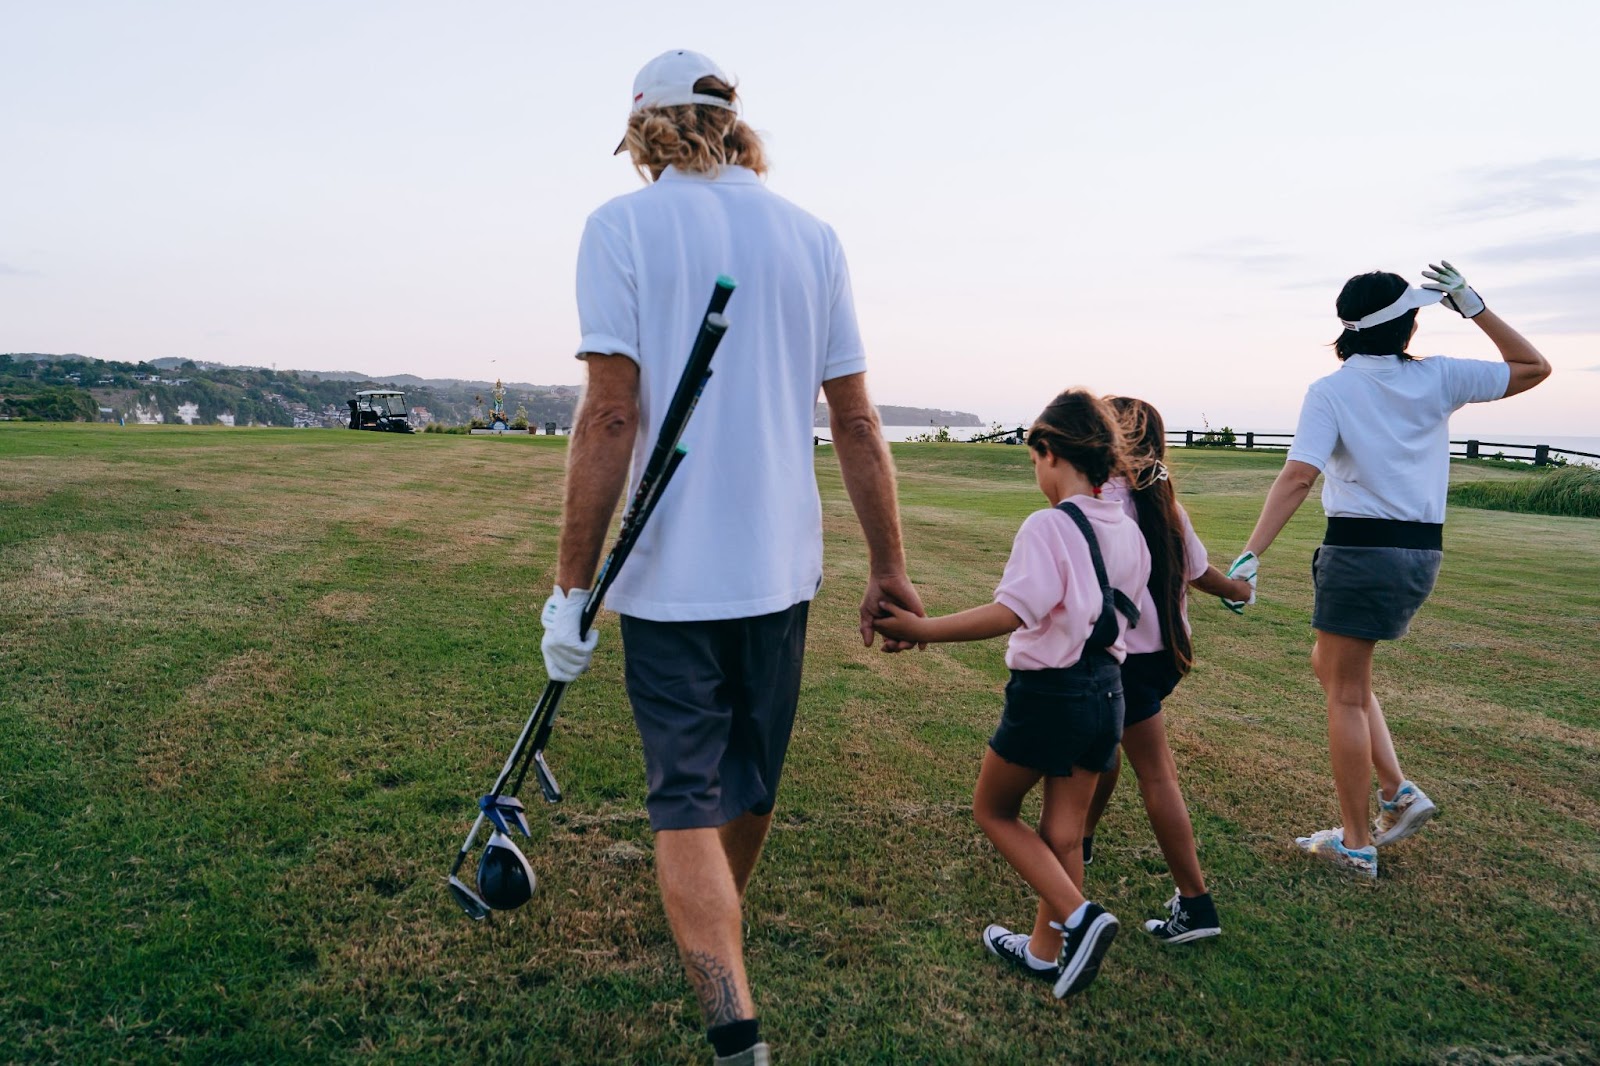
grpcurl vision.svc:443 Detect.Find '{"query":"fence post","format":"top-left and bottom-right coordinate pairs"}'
top-left (1245, 431), bottom-right (1254, 450)
top-left (1185, 430), bottom-right (1194, 447)
top-left (1466, 440), bottom-right (1479, 459)
top-left (1534, 444), bottom-right (1549, 466)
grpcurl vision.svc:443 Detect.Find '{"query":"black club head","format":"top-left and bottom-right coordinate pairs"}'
top-left (476, 831), bottom-right (536, 910)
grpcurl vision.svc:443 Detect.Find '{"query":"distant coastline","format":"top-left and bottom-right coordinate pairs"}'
top-left (814, 403), bottom-right (982, 428)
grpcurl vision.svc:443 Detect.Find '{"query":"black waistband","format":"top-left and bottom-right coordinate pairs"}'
top-left (1324, 517), bottom-right (1443, 550)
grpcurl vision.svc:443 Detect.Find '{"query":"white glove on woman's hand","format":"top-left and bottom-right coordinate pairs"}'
top-left (1421, 260), bottom-right (1486, 319)
top-left (541, 586), bottom-right (598, 682)
top-left (1222, 551), bottom-right (1258, 614)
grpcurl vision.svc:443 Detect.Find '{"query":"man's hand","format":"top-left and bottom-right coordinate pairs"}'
top-left (861, 572), bottom-right (925, 652)
top-left (541, 586), bottom-right (599, 682)
top-left (1421, 260), bottom-right (1486, 319)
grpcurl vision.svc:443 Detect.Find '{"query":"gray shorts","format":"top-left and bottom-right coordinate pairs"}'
top-left (620, 602), bottom-right (809, 831)
top-left (1311, 545), bottom-right (1442, 641)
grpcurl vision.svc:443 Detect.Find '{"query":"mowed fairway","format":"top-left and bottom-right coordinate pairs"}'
top-left (2, 423), bottom-right (1597, 1064)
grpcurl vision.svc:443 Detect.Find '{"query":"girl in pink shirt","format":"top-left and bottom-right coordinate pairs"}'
top-left (875, 388), bottom-right (1149, 999)
top-left (1079, 397), bottom-right (1254, 945)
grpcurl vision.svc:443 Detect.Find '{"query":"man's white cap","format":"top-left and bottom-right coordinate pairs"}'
top-left (615, 50), bottom-right (735, 155)
top-left (1340, 285), bottom-right (1444, 331)
top-left (631, 49), bottom-right (734, 112)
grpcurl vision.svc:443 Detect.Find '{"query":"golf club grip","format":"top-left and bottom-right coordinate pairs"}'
top-left (706, 274), bottom-right (736, 317)
top-left (638, 313), bottom-right (728, 486)
top-left (578, 445), bottom-right (688, 636)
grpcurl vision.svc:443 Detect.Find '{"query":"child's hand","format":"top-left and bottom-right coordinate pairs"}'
top-left (872, 600), bottom-right (928, 643)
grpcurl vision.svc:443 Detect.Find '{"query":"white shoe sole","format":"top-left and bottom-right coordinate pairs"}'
top-left (1052, 914), bottom-right (1118, 999)
top-left (1142, 923), bottom-right (1221, 945)
top-left (1373, 796), bottom-right (1437, 847)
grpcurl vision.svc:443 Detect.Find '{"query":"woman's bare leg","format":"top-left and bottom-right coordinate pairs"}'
top-left (1311, 631), bottom-right (1382, 849)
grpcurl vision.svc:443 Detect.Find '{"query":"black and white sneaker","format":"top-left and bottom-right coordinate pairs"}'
top-left (1050, 904), bottom-right (1119, 999)
top-left (1142, 892), bottom-right (1221, 944)
top-left (982, 923), bottom-right (1058, 982)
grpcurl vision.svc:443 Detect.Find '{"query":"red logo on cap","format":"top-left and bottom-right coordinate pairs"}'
top-left (634, 92), bottom-right (644, 102)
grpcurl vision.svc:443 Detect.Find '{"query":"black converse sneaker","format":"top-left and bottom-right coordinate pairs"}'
top-left (982, 923), bottom-right (1059, 982)
top-left (1142, 892), bottom-right (1221, 944)
top-left (1050, 903), bottom-right (1119, 999)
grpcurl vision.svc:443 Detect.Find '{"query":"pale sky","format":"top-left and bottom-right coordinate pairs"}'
top-left (3, 1), bottom-right (1597, 434)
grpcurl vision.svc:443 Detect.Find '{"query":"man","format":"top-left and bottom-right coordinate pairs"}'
top-left (540, 50), bottom-right (922, 1066)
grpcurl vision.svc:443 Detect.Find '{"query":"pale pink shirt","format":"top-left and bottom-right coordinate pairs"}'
top-left (994, 495), bottom-right (1152, 671)
top-left (1099, 478), bottom-right (1209, 656)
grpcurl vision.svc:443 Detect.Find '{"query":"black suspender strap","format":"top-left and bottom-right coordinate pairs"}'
top-left (1055, 500), bottom-right (1140, 652)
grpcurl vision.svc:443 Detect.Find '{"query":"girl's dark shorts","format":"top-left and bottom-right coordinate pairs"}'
top-left (1120, 652), bottom-right (1183, 729)
top-left (990, 657), bottom-right (1124, 776)
top-left (620, 601), bottom-right (809, 832)
top-left (1311, 545), bottom-right (1442, 641)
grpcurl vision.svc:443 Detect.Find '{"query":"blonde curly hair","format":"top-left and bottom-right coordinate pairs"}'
top-left (620, 75), bottom-right (768, 180)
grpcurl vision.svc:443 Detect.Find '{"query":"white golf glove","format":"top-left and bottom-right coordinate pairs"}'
top-left (1222, 551), bottom-right (1258, 615)
top-left (1421, 260), bottom-right (1486, 319)
top-left (540, 586), bottom-right (598, 682)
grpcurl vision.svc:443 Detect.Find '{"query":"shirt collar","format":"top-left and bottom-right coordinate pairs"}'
top-left (1343, 354), bottom-right (1404, 371)
top-left (657, 165), bottom-right (762, 185)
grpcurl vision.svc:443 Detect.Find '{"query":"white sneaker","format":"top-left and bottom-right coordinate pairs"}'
top-left (1371, 781), bottom-right (1437, 847)
top-left (1295, 827), bottom-right (1377, 880)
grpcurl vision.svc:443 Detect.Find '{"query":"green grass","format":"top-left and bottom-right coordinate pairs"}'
top-left (1449, 463), bottom-right (1600, 519)
top-left (3, 424), bottom-right (1598, 1064)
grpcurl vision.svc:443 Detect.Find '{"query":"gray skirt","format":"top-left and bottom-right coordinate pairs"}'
top-left (1311, 544), bottom-right (1442, 641)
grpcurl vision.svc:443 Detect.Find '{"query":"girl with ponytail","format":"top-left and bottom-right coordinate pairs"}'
top-left (1076, 396), bottom-right (1254, 945)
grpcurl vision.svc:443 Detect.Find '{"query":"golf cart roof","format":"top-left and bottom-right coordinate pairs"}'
top-left (355, 390), bottom-right (405, 398)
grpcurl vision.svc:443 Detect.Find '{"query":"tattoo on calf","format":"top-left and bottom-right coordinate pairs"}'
top-left (684, 950), bottom-right (743, 1026)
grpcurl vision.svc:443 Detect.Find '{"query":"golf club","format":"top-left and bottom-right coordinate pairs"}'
top-left (447, 275), bottom-right (736, 919)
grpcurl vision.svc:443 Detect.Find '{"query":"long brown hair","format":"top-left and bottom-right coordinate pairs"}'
top-left (621, 75), bottom-right (769, 180)
top-left (1108, 396), bottom-right (1193, 677)
top-left (1025, 388), bottom-right (1127, 488)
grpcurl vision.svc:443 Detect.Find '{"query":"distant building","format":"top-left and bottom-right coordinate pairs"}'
top-left (409, 406), bottom-right (433, 426)
top-left (98, 406), bottom-right (116, 422)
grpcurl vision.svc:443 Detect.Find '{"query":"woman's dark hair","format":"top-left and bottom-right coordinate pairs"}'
top-left (1108, 396), bottom-right (1192, 677)
top-left (1334, 271), bottom-right (1417, 361)
top-left (1025, 388), bottom-right (1126, 489)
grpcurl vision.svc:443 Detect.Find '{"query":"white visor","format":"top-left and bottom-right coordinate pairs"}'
top-left (1340, 285), bottom-right (1443, 331)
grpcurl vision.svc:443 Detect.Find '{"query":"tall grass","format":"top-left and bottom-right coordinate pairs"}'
top-left (1449, 464), bottom-right (1600, 518)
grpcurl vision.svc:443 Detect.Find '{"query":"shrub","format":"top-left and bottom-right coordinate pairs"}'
top-left (907, 425), bottom-right (953, 443)
top-left (1449, 464), bottom-right (1600, 518)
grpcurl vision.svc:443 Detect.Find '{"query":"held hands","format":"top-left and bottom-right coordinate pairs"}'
top-left (1221, 551), bottom-right (1258, 615)
top-left (861, 572), bottom-right (926, 652)
top-left (1421, 260), bottom-right (1486, 319)
top-left (541, 586), bottom-right (599, 682)
top-left (872, 599), bottom-right (930, 645)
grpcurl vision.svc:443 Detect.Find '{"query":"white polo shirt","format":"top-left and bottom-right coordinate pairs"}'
top-left (575, 165), bottom-right (868, 622)
top-left (1285, 354), bottom-right (1510, 524)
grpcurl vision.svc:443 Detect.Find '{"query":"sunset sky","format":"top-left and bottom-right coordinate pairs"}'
top-left (3, 1), bottom-right (1597, 434)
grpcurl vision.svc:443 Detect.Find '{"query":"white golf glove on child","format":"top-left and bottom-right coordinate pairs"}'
top-left (1421, 260), bottom-right (1486, 319)
top-left (1221, 551), bottom-right (1258, 615)
top-left (541, 586), bottom-right (598, 682)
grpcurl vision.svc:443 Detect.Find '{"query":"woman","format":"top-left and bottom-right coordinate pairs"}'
top-left (1237, 262), bottom-right (1550, 878)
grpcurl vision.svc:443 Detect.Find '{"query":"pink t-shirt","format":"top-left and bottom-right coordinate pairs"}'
top-left (1099, 478), bottom-right (1209, 656)
top-left (994, 495), bottom-right (1152, 671)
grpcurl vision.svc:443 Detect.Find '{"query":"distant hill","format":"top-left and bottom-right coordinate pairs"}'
top-left (814, 403), bottom-right (982, 428)
top-left (4, 352), bottom-right (984, 430)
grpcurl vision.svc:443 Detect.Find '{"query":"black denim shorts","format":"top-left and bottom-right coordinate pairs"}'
top-left (620, 602), bottom-right (809, 831)
top-left (1120, 652), bottom-right (1183, 729)
top-left (1311, 544), bottom-right (1442, 641)
top-left (990, 657), bottom-right (1125, 776)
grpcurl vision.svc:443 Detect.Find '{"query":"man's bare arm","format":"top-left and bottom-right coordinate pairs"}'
top-left (554, 354), bottom-right (640, 591)
top-left (821, 372), bottom-right (925, 648)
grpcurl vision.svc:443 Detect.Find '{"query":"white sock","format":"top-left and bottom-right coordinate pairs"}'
top-left (1064, 901), bottom-right (1091, 930)
top-left (1023, 945), bottom-right (1056, 970)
